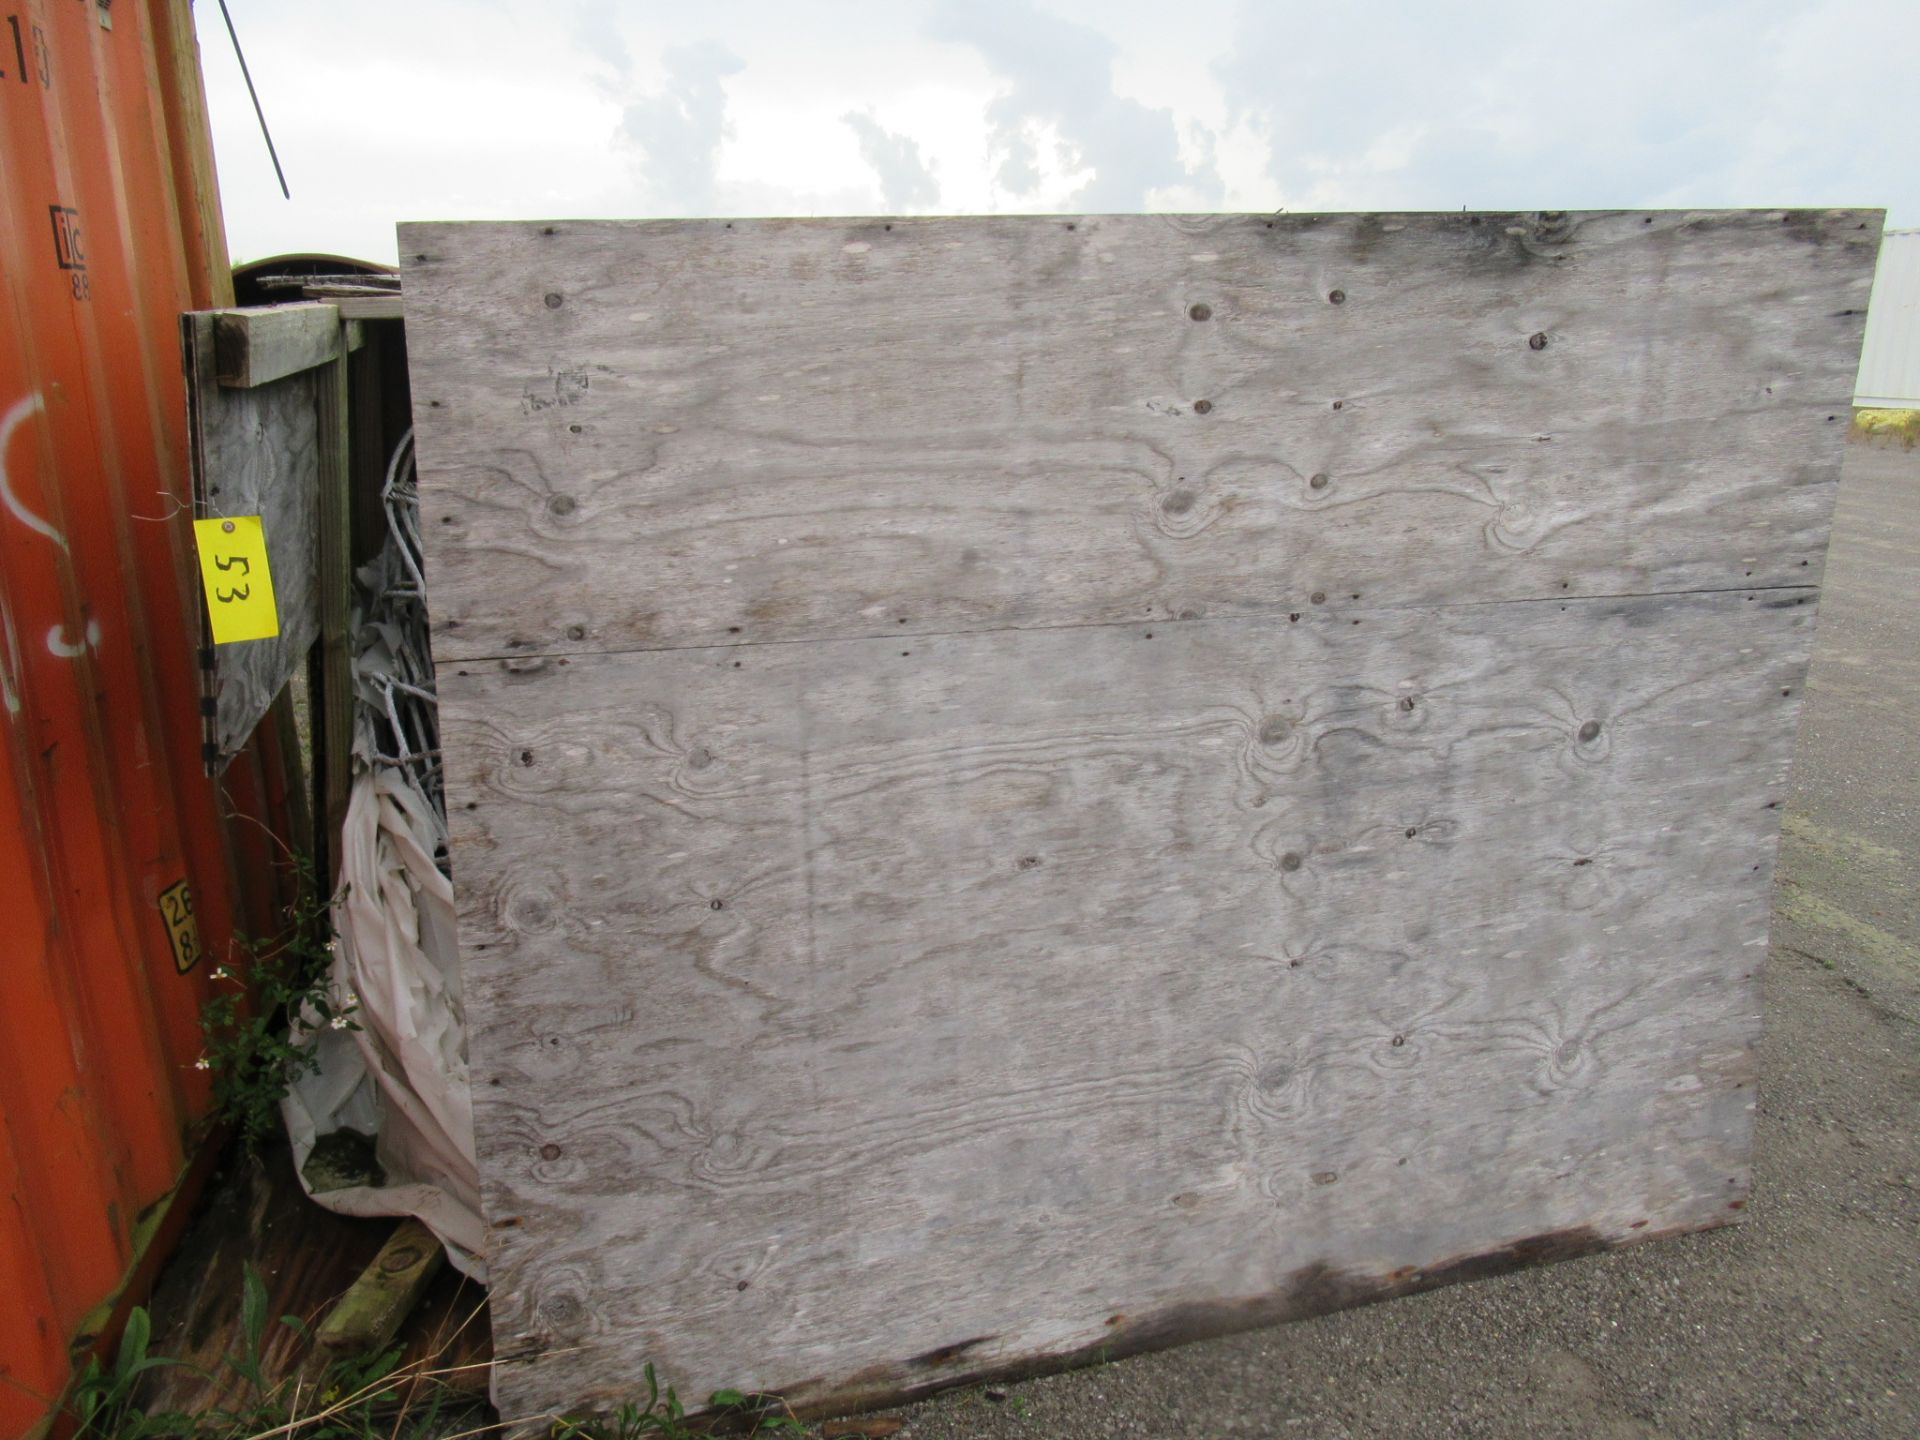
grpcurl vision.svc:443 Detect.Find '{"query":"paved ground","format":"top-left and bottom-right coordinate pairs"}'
top-left (901, 443), bottom-right (1920, 1440)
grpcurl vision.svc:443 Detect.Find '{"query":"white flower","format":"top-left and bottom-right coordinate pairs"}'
top-left (211, 966), bottom-right (232, 981)
top-left (194, 1057), bottom-right (211, 1071)
top-left (330, 1015), bottom-right (351, 1031)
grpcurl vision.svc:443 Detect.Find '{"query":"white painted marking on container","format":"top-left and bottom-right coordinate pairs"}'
top-left (45, 618), bottom-right (102, 658)
top-left (1, 393), bottom-right (67, 552)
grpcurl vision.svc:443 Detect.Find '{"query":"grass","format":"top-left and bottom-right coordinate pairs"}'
top-left (60, 1266), bottom-right (802, 1440)
top-left (1851, 407), bottom-right (1920, 448)
top-left (62, 1265), bottom-right (488, 1440)
top-left (548, 1367), bottom-right (803, 1440)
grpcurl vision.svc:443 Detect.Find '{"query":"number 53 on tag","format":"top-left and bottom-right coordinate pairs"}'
top-left (192, 516), bottom-right (279, 644)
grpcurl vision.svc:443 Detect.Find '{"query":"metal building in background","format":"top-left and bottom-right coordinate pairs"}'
top-left (0, 3), bottom-right (301, 1435)
top-left (1856, 229), bottom-right (1920, 409)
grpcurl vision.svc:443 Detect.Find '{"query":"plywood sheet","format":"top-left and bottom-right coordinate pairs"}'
top-left (183, 312), bottom-right (321, 767)
top-left (397, 212), bottom-right (1877, 1421)
top-left (403, 211), bottom-right (1874, 662)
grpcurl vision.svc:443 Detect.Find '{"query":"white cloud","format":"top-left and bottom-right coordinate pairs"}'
top-left (615, 40), bottom-right (745, 214)
top-left (927, 0), bottom-right (1221, 211)
top-left (843, 112), bottom-right (942, 211)
top-left (198, 0), bottom-right (1914, 267)
top-left (1213, 0), bottom-right (1918, 218)
top-left (572, 1), bottom-right (633, 94)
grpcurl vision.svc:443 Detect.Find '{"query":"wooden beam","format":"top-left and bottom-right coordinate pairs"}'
top-left (214, 303), bottom-right (341, 389)
top-left (347, 322), bottom-right (390, 568)
top-left (312, 341), bottom-right (353, 882)
top-left (334, 295), bottom-right (405, 322)
top-left (314, 1219), bottom-right (445, 1357)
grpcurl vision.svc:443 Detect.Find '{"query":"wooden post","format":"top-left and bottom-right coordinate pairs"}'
top-left (152, 0), bottom-right (235, 312)
top-left (312, 337), bottom-right (353, 885)
top-left (348, 326), bottom-right (390, 570)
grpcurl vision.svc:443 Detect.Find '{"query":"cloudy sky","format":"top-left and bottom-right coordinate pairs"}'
top-left (200, 0), bottom-right (1917, 268)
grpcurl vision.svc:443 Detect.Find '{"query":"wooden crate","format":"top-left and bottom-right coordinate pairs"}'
top-left (398, 211), bottom-right (1878, 1423)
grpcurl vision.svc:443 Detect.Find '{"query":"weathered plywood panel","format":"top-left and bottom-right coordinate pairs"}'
top-left (444, 593), bottom-right (1806, 1417)
top-left (183, 313), bottom-right (322, 767)
top-left (402, 212), bottom-right (1875, 662)
top-left (396, 212), bottom-right (1877, 1421)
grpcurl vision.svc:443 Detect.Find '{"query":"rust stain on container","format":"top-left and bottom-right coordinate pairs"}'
top-left (0, 4), bottom-right (299, 1434)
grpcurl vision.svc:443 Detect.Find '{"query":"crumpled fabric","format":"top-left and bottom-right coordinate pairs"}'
top-left (280, 553), bottom-right (485, 1278)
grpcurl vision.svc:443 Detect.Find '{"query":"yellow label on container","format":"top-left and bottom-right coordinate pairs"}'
top-left (158, 879), bottom-right (202, 974)
top-left (193, 516), bottom-right (279, 644)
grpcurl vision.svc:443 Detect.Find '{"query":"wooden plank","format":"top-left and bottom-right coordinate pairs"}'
top-left (313, 347), bottom-right (354, 882)
top-left (442, 589), bottom-right (1809, 1418)
top-left (144, 1145), bottom-right (492, 1418)
top-left (400, 212), bottom-right (1876, 664)
top-left (315, 1219), bottom-right (447, 1356)
top-left (349, 322), bottom-right (390, 567)
top-left (253, 273), bottom-right (401, 298)
top-left (152, 0), bottom-right (235, 309)
top-left (182, 313), bottom-right (322, 769)
top-left (214, 302), bottom-right (342, 388)
top-left (395, 212), bottom-right (1877, 1419)
top-left (336, 295), bottom-right (405, 321)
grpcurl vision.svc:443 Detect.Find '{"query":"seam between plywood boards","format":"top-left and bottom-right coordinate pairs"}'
top-left (435, 579), bottom-right (1824, 668)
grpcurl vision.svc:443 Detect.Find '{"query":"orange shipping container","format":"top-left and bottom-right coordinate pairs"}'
top-left (0, 3), bottom-right (298, 1434)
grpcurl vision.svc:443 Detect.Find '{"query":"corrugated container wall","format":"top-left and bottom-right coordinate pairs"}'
top-left (1855, 229), bottom-right (1920, 408)
top-left (1, 2), bottom-right (299, 1434)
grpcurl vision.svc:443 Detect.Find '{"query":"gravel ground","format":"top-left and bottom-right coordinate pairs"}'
top-left (895, 443), bottom-right (1920, 1440)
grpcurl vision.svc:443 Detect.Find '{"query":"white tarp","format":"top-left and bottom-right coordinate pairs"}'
top-left (281, 513), bottom-right (486, 1276)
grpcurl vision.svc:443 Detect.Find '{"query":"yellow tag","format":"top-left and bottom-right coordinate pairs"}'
top-left (193, 515), bottom-right (279, 643)
top-left (158, 879), bottom-right (202, 974)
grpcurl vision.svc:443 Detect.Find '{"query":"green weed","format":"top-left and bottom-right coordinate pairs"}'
top-left (64, 1265), bottom-right (471, 1440)
top-left (199, 859), bottom-right (358, 1156)
top-left (64, 1266), bottom-right (799, 1440)
top-left (549, 1364), bottom-right (805, 1439)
